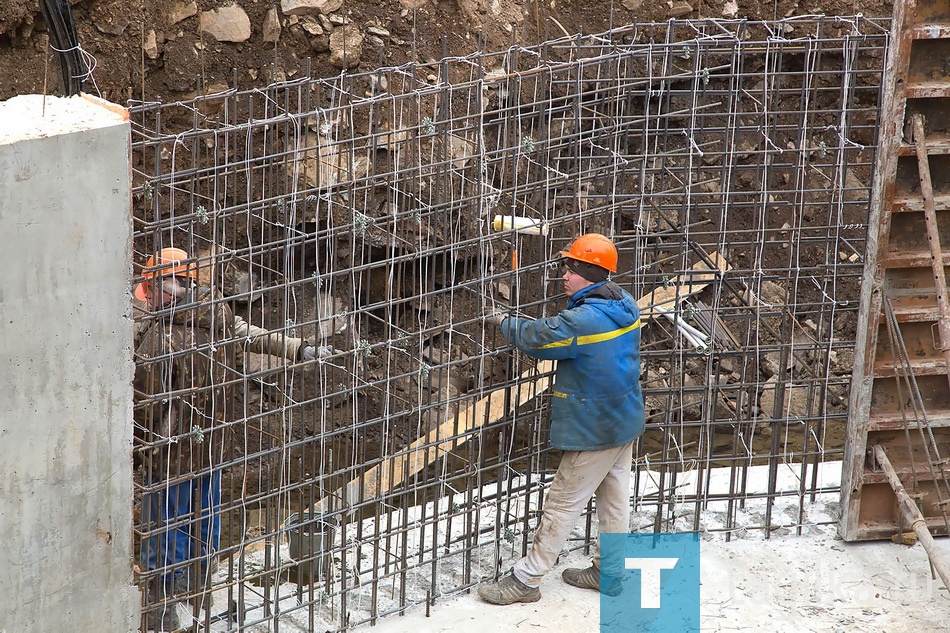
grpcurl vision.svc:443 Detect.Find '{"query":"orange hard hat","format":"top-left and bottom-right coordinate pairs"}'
top-left (559, 233), bottom-right (618, 273)
top-left (134, 247), bottom-right (196, 301)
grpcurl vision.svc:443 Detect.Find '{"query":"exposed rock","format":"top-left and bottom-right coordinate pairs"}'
top-left (621, 0), bottom-right (643, 9)
top-left (311, 35), bottom-right (331, 53)
top-left (668, 1), bottom-right (693, 17)
top-left (844, 167), bottom-right (867, 203)
top-left (680, 372), bottom-right (704, 420)
top-left (280, 0), bottom-right (343, 16)
top-left (200, 4), bottom-right (252, 43)
top-left (370, 73), bottom-right (388, 92)
top-left (315, 291), bottom-right (349, 339)
top-left (18, 17), bottom-right (35, 43)
top-left (262, 7), bottom-right (281, 43)
top-left (442, 133), bottom-right (476, 169)
top-left (398, 0), bottom-right (429, 8)
top-left (168, 0), bottom-right (198, 25)
top-left (718, 357), bottom-right (738, 376)
top-left (759, 352), bottom-right (782, 378)
top-left (644, 377), bottom-right (670, 414)
top-left (833, 349), bottom-right (855, 374)
top-left (315, 14), bottom-right (332, 31)
top-left (722, 0), bottom-right (739, 16)
top-left (301, 16), bottom-right (325, 35)
top-left (744, 280), bottom-right (788, 308)
top-left (328, 13), bottom-right (349, 25)
top-left (759, 376), bottom-right (810, 418)
top-left (94, 15), bottom-right (130, 36)
top-left (328, 24), bottom-right (363, 69)
top-left (143, 29), bottom-right (160, 60)
top-left (367, 25), bottom-right (390, 37)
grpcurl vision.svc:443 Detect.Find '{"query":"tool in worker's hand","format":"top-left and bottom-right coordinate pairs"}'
top-left (492, 214), bottom-right (548, 270)
top-left (491, 214), bottom-right (548, 313)
top-left (492, 214), bottom-right (547, 235)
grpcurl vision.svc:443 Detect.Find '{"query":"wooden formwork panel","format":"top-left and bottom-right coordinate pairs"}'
top-left (842, 0), bottom-right (950, 541)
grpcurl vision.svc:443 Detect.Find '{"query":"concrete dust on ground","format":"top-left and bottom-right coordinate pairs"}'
top-left (369, 530), bottom-right (950, 632)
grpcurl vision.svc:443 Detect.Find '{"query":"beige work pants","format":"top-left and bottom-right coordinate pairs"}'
top-left (512, 440), bottom-right (634, 588)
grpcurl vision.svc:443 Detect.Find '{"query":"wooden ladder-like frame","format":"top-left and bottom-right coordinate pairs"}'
top-left (841, 0), bottom-right (950, 543)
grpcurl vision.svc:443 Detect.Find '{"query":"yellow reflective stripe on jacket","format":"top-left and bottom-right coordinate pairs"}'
top-left (535, 318), bottom-right (641, 350)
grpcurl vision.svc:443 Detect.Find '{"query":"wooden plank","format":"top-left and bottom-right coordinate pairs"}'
top-left (854, 518), bottom-right (950, 540)
top-left (872, 358), bottom-right (949, 377)
top-left (881, 251), bottom-right (950, 268)
top-left (905, 83), bottom-right (950, 98)
top-left (637, 251), bottom-right (731, 318)
top-left (891, 192), bottom-right (950, 212)
top-left (840, 0), bottom-right (917, 542)
top-left (911, 114), bottom-right (950, 389)
top-left (308, 360), bottom-right (555, 515)
top-left (879, 304), bottom-right (943, 322)
top-left (339, 360), bottom-right (554, 512)
top-left (913, 23), bottom-right (950, 39)
top-left (864, 469), bottom-right (947, 484)
top-left (867, 409), bottom-right (950, 431)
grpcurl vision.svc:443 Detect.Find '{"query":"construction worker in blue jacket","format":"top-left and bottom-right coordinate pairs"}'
top-left (479, 232), bottom-right (644, 605)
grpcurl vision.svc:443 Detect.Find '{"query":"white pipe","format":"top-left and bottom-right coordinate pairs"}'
top-left (656, 306), bottom-right (709, 350)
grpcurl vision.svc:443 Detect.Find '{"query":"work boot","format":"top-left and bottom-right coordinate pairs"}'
top-left (477, 572), bottom-right (541, 605)
top-left (562, 564), bottom-right (622, 596)
top-left (173, 565), bottom-right (215, 612)
top-left (145, 580), bottom-right (181, 631)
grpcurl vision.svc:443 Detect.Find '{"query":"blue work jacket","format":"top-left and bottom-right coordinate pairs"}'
top-left (500, 281), bottom-right (645, 451)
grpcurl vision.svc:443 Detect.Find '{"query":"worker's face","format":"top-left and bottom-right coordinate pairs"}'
top-left (146, 274), bottom-right (191, 309)
top-left (561, 260), bottom-right (594, 298)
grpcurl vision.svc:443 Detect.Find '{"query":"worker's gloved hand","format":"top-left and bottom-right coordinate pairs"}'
top-left (299, 344), bottom-right (333, 361)
top-left (482, 309), bottom-right (508, 328)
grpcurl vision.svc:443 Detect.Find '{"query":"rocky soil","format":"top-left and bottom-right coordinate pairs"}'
top-left (0, 0), bottom-right (889, 104)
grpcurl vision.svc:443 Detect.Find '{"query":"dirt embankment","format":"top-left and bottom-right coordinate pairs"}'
top-left (0, 0), bottom-right (888, 104)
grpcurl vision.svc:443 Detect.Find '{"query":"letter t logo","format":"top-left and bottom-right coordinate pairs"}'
top-left (624, 557), bottom-right (679, 608)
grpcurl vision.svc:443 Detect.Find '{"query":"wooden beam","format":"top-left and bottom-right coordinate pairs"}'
top-left (911, 114), bottom-right (950, 391)
top-left (312, 360), bottom-right (554, 515)
top-left (637, 251), bottom-right (732, 319)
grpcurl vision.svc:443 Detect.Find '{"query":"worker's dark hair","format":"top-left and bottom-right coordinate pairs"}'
top-left (564, 257), bottom-right (609, 283)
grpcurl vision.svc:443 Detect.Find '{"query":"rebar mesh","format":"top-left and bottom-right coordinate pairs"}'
top-left (129, 16), bottom-right (888, 631)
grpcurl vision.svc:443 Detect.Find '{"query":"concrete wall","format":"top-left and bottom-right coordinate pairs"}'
top-left (0, 95), bottom-right (137, 632)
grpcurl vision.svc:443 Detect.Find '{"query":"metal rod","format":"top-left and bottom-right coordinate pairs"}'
top-left (872, 444), bottom-right (950, 592)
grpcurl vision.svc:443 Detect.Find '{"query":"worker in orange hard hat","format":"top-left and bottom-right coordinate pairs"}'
top-left (133, 247), bottom-right (195, 304)
top-left (132, 246), bottom-right (323, 630)
top-left (480, 233), bottom-right (644, 605)
top-left (132, 246), bottom-right (232, 630)
top-left (133, 247), bottom-right (197, 314)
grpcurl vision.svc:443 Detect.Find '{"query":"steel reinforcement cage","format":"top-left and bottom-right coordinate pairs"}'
top-left (129, 17), bottom-right (888, 632)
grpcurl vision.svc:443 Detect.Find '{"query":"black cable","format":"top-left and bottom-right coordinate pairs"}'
top-left (39, 0), bottom-right (87, 95)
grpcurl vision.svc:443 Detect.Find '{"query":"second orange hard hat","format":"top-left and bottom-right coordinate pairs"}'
top-left (134, 247), bottom-right (196, 301)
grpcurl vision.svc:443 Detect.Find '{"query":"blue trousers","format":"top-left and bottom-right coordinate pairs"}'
top-left (141, 471), bottom-right (221, 580)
